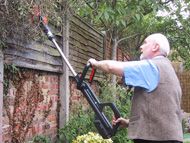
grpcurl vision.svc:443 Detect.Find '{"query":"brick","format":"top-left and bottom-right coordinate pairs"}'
top-left (42, 83), bottom-right (49, 89)
top-left (48, 90), bottom-right (58, 95)
top-left (9, 88), bottom-right (16, 97)
top-left (2, 133), bottom-right (11, 143)
top-left (44, 127), bottom-right (57, 136)
top-left (50, 84), bottom-right (58, 90)
top-left (70, 95), bottom-right (80, 101)
top-left (45, 76), bottom-right (49, 82)
top-left (47, 114), bottom-right (57, 122)
top-left (51, 95), bottom-right (59, 102)
top-left (37, 104), bottom-right (46, 111)
top-left (50, 76), bottom-right (56, 83)
top-left (42, 122), bottom-right (51, 130)
top-left (2, 125), bottom-right (11, 135)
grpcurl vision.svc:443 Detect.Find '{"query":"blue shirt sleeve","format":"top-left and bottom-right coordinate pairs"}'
top-left (123, 60), bottom-right (159, 92)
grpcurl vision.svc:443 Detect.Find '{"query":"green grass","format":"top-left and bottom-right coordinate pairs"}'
top-left (184, 133), bottom-right (190, 143)
top-left (184, 133), bottom-right (190, 139)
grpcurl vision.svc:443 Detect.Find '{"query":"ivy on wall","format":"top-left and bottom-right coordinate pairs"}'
top-left (3, 65), bottom-right (52, 142)
top-left (0, 0), bottom-right (63, 47)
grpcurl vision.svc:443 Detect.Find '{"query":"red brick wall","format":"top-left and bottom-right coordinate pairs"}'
top-left (2, 69), bottom-right (100, 143)
top-left (3, 70), bottom-right (59, 142)
top-left (69, 77), bottom-right (100, 113)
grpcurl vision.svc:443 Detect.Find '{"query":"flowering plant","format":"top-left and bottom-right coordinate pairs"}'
top-left (72, 132), bottom-right (113, 143)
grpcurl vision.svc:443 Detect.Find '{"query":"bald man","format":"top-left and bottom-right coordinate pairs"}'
top-left (88, 33), bottom-right (183, 143)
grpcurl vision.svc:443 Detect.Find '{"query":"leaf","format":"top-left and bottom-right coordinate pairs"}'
top-left (104, 11), bottom-right (109, 21)
top-left (121, 20), bottom-right (126, 27)
top-left (135, 14), bottom-right (141, 21)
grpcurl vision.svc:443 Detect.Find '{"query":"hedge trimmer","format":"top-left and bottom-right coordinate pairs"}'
top-left (38, 15), bottom-right (121, 139)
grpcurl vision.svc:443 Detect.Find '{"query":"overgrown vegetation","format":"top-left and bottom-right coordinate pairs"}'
top-left (183, 113), bottom-right (190, 134)
top-left (58, 106), bottom-right (96, 142)
top-left (59, 79), bottom-right (133, 143)
top-left (1, 0), bottom-right (190, 69)
top-left (3, 65), bottom-right (52, 143)
top-left (31, 135), bottom-right (51, 143)
top-left (3, 64), bottom-right (19, 96)
top-left (0, 0), bottom-right (63, 46)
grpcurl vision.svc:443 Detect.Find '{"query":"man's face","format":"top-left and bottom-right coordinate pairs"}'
top-left (140, 37), bottom-right (156, 60)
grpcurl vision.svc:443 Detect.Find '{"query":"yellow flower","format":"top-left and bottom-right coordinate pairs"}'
top-left (72, 132), bottom-right (113, 143)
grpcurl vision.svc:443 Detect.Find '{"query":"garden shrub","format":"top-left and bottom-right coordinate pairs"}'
top-left (58, 106), bottom-right (96, 142)
top-left (59, 79), bottom-right (133, 143)
top-left (183, 113), bottom-right (190, 133)
top-left (72, 132), bottom-right (113, 143)
top-left (98, 80), bottom-right (133, 143)
top-left (30, 135), bottom-right (51, 143)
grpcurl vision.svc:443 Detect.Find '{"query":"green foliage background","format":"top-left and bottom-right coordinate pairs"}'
top-left (1, 0), bottom-right (190, 68)
top-left (59, 80), bottom-right (133, 143)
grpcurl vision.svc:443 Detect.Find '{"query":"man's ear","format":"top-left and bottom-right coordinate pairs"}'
top-left (152, 44), bottom-right (160, 52)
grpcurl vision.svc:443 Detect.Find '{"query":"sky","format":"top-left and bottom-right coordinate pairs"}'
top-left (157, 0), bottom-right (190, 19)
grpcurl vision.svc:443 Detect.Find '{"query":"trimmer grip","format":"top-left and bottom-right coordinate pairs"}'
top-left (109, 103), bottom-right (120, 119)
top-left (109, 103), bottom-right (121, 136)
top-left (94, 117), bottom-right (111, 139)
top-left (89, 67), bottom-right (96, 83)
top-left (77, 63), bottom-right (96, 88)
top-left (80, 63), bottom-right (91, 82)
top-left (98, 102), bottom-right (121, 137)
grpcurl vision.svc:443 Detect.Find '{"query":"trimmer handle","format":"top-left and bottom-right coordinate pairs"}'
top-left (94, 102), bottom-right (121, 138)
top-left (108, 103), bottom-right (121, 135)
top-left (77, 63), bottom-right (96, 88)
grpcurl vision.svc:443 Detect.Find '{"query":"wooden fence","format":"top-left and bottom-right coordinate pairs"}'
top-left (0, 48), bottom-right (3, 143)
top-left (1, 14), bottom-right (105, 142)
top-left (173, 62), bottom-right (190, 113)
top-left (178, 72), bottom-right (190, 113)
top-left (69, 16), bottom-right (104, 80)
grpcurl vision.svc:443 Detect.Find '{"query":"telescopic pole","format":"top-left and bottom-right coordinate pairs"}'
top-left (39, 16), bottom-right (77, 77)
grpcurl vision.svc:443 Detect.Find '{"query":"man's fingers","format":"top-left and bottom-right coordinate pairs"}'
top-left (112, 117), bottom-right (121, 125)
top-left (88, 58), bottom-right (95, 65)
top-left (112, 117), bottom-right (129, 128)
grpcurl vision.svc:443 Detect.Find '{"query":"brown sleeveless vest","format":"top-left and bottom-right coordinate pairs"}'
top-left (128, 57), bottom-right (183, 141)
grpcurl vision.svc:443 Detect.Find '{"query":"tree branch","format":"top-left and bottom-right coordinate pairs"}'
top-left (84, 0), bottom-right (107, 28)
top-left (118, 33), bottom-right (141, 44)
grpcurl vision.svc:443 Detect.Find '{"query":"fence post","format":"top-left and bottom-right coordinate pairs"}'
top-left (0, 47), bottom-right (3, 143)
top-left (59, 1), bottom-right (70, 130)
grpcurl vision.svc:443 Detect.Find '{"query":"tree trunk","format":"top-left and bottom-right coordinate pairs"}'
top-left (111, 37), bottom-right (118, 85)
top-left (111, 33), bottom-right (118, 101)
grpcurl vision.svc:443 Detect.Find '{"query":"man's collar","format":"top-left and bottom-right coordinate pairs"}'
top-left (153, 55), bottom-right (166, 59)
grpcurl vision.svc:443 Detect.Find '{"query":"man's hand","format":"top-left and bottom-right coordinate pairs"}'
top-left (88, 58), bottom-right (97, 67)
top-left (112, 117), bottom-right (129, 128)
top-left (87, 58), bottom-right (123, 76)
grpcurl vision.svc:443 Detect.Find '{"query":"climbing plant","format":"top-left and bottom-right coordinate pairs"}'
top-left (3, 65), bottom-right (53, 142)
top-left (0, 0), bottom-right (64, 46)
